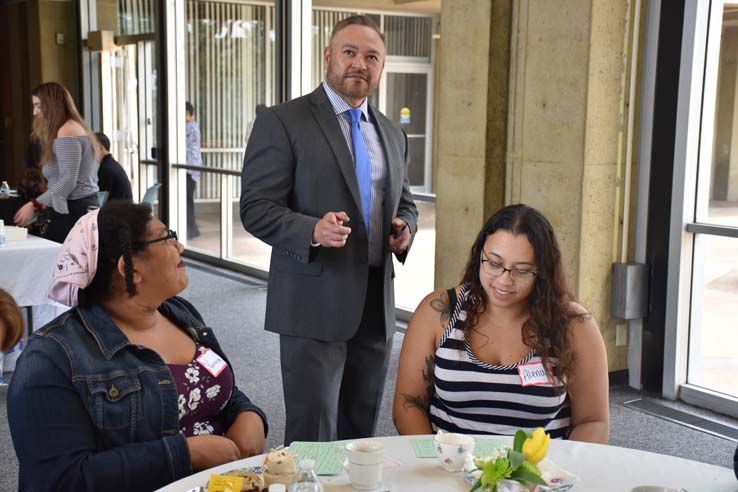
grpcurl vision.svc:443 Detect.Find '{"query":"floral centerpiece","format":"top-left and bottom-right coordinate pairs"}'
top-left (467, 428), bottom-right (554, 492)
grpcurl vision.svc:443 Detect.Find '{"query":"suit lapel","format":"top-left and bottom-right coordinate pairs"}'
top-left (309, 87), bottom-right (363, 216)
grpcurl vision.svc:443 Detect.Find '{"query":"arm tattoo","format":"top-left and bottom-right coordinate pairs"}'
top-left (401, 355), bottom-right (436, 417)
top-left (429, 291), bottom-right (451, 328)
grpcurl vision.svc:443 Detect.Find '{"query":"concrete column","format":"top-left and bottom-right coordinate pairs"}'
top-left (436, 0), bottom-right (636, 371)
top-left (434, 0), bottom-right (510, 290)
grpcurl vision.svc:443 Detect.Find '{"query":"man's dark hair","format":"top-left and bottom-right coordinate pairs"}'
top-left (186, 101), bottom-right (195, 116)
top-left (331, 15), bottom-right (385, 44)
top-left (95, 132), bottom-right (111, 152)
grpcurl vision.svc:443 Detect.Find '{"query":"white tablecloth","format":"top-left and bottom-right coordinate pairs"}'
top-left (0, 235), bottom-right (68, 326)
top-left (155, 435), bottom-right (738, 492)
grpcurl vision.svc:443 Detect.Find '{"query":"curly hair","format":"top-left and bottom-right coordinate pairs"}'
top-left (459, 204), bottom-right (585, 388)
top-left (16, 168), bottom-right (47, 201)
top-left (0, 288), bottom-right (24, 352)
top-left (78, 201), bottom-right (154, 307)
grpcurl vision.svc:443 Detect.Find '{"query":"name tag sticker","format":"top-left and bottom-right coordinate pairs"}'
top-left (197, 349), bottom-right (228, 377)
top-left (517, 361), bottom-right (552, 387)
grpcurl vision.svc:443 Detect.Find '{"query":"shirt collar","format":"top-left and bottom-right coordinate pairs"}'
top-left (78, 299), bottom-right (204, 360)
top-left (322, 81), bottom-right (370, 122)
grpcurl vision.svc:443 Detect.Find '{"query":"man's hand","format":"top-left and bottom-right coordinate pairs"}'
top-left (225, 411), bottom-right (266, 458)
top-left (388, 217), bottom-right (410, 255)
top-left (312, 211), bottom-right (351, 247)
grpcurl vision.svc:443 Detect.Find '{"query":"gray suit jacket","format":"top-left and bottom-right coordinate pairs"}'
top-left (240, 85), bottom-right (418, 342)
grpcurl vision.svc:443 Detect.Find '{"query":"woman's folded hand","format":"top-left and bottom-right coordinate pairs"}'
top-left (186, 434), bottom-right (241, 471)
top-left (225, 411), bottom-right (266, 458)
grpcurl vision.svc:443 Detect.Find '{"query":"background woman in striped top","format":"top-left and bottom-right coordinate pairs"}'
top-left (393, 204), bottom-right (609, 442)
top-left (14, 82), bottom-right (100, 243)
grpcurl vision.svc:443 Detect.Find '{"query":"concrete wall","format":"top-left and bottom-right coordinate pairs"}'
top-left (37, 0), bottom-right (79, 100)
top-left (435, 0), bottom-right (637, 371)
top-left (434, 0), bottom-right (491, 288)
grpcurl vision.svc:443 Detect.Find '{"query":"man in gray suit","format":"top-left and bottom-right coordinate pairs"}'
top-left (240, 15), bottom-right (418, 444)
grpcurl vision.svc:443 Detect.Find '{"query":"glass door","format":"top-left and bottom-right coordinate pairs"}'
top-left (676, 0), bottom-right (738, 415)
top-left (106, 38), bottom-right (159, 209)
top-left (379, 64), bottom-right (433, 193)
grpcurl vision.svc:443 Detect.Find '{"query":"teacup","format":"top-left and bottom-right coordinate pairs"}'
top-left (343, 440), bottom-right (384, 490)
top-left (342, 460), bottom-right (383, 491)
top-left (434, 432), bottom-right (475, 472)
top-left (345, 440), bottom-right (384, 465)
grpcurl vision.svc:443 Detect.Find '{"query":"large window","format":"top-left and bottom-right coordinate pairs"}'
top-left (668, 0), bottom-right (738, 415)
top-left (84, 0), bottom-right (440, 314)
top-left (686, 3), bottom-right (738, 401)
top-left (183, 0), bottom-right (275, 264)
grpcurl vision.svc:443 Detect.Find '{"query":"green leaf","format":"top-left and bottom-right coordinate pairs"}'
top-left (480, 457), bottom-right (513, 490)
top-left (513, 429), bottom-right (529, 452)
top-left (469, 478), bottom-right (482, 492)
top-left (511, 467), bottom-right (548, 486)
top-left (519, 460), bottom-right (541, 476)
top-left (507, 449), bottom-right (525, 470)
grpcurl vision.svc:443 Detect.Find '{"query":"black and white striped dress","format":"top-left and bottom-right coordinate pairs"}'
top-left (429, 285), bottom-right (572, 438)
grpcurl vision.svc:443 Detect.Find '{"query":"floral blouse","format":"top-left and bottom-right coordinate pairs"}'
top-left (168, 344), bottom-right (234, 437)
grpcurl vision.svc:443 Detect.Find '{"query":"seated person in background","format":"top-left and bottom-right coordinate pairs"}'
top-left (95, 132), bottom-right (133, 202)
top-left (17, 167), bottom-right (47, 201)
top-left (393, 204), bottom-right (609, 443)
top-left (8, 202), bottom-right (267, 492)
top-left (0, 288), bottom-right (23, 352)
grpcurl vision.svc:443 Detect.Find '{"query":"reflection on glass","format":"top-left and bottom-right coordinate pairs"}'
top-left (393, 200), bottom-right (435, 311)
top-left (688, 234), bottom-right (738, 398)
top-left (183, 0), bottom-right (275, 263)
top-left (386, 72), bottom-right (427, 187)
top-left (229, 176), bottom-right (271, 270)
top-left (186, 169), bottom-right (222, 258)
top-left (707, 7), bottom-right (738, 220)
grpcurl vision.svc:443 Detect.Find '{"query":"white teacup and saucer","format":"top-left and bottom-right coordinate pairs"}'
top-left (342, 440), bottom-right (385, 491)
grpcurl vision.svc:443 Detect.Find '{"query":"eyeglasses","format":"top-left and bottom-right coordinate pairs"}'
top-left (480, 255), bottom-right (537, 282)
top-left (143, 229), bottom-right (178, 246)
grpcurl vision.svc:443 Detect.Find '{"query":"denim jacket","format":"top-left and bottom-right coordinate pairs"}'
top-left (8, 296), bottom-right (268, 492)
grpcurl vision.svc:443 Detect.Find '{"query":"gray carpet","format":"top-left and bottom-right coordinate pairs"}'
top-left (0, 261), bottom-right (736, 491)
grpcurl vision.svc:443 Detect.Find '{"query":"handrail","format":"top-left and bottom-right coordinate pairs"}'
top-left (172, 163), bottom-right (240, 177)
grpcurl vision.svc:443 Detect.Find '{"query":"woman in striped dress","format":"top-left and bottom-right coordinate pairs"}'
top-left (393, 204), bottom-right (609, 442)
top-left (14, 82), bottom-right (101, 243)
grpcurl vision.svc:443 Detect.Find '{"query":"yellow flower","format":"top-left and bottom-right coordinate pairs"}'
top-left (521, 427), bottom-right (549, 464)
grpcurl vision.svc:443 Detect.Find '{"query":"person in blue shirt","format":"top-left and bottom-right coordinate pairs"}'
top-left (185, 102), bottom-right (202, 239)
top-left (8, 201), bottom-right (267, 492)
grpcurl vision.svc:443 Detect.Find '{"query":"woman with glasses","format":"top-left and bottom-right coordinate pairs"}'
top-left (393, 204), bottom-right (609, 443)
top-left (8, 202), bottom-right (268, 492)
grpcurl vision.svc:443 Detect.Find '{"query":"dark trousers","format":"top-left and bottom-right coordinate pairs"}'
top-left (279, 267), bottom-right (393, 444)
top-left (186, 174), bottom-right (200, 238)
top-left (42, 195), bottom-right (97, 243)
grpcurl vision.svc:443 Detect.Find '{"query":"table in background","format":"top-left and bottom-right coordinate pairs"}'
top-left (0, 235), bottom-right (68, 334)
top-left (155, 435), bottom-right (738, 492)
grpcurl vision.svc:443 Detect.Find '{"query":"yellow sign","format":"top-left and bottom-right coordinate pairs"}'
top-left (208, 475), bottom-right (244, 492)
top-left (400, 107), bottom-right (411, 124)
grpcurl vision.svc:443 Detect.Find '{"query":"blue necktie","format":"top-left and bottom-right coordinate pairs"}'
top-left (348, 108), bottom-right (372, 235)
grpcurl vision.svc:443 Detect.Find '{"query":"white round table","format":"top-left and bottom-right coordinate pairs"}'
top-left (155, 435), bottom-right (737, 492)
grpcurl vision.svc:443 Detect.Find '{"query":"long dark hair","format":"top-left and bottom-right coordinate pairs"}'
top-left (78, 202), bottom-right (153, 307)
top-left (460, 204), bottom-right (584, 386)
